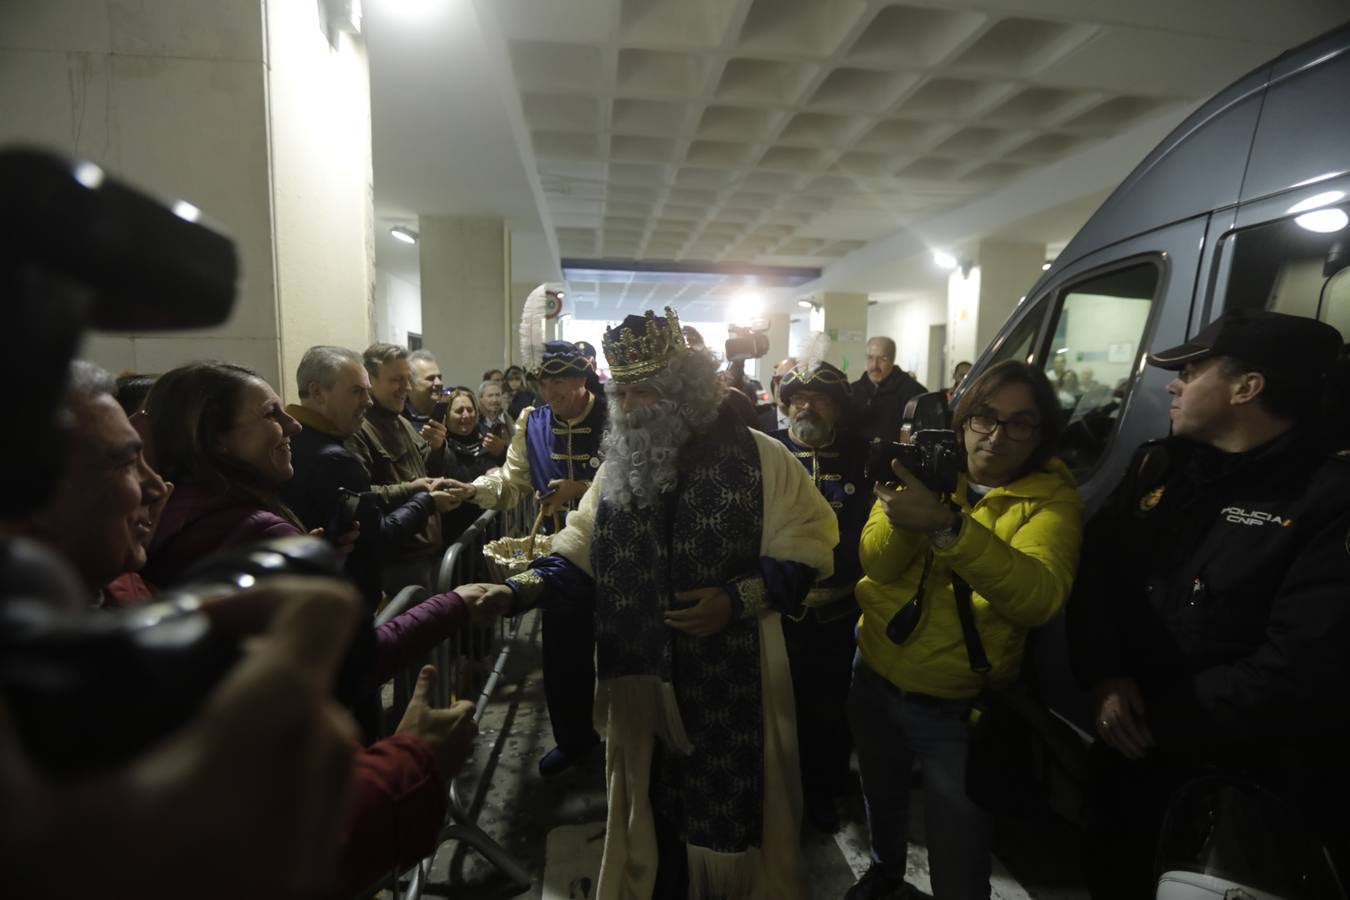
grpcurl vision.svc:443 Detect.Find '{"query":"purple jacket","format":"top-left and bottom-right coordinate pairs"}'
top-left (144, 482), bottom-right (301, 588)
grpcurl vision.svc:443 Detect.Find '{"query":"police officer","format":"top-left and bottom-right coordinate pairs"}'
top-left (1067, 309), bottom-right (1350, 897)
top-left (446, 340), bottom-right (606, 776)
top-left (771, 360), bottom-right (870, 833)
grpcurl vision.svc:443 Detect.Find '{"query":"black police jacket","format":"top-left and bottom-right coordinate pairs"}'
top-left (1068, 431), bottom-right (1350, 750)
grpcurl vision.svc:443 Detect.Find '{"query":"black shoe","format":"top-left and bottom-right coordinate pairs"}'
top-left (845, 863), bottom-right (922, 900)
top-left (537, 743), bottom-right (594, 777)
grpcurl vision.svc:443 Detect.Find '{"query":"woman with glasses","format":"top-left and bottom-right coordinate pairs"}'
top-left (846, 360), bottom-right (1084, 900)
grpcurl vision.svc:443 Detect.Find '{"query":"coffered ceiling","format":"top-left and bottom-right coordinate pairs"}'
top-left (487, 0), bottom-right (1348, 272)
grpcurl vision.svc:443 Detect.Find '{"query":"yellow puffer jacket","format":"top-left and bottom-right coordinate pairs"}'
top-left (856, 457), bottom-right (1083, 699)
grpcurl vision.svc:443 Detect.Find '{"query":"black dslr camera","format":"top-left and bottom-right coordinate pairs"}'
top-left (866, 429), bottom-right (962, 495)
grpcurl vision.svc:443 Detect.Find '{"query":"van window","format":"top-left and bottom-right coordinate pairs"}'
top-left (1042, 263), bottom-right (1159, 477)
top-left (1218, 201), bottom-right (1350, 339)
top-left (984, 302), bottom-right (1044, 370)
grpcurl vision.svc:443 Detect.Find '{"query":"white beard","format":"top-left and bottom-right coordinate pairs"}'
top-left (600, 397), bottom-right (689, 510)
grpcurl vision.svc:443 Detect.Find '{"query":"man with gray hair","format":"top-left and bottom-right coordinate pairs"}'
top-left (283, 345), bottom-right (458, 604)
top-left (351, 343), bottom-right (457, 592)
top-left (18, 360), bottom-right (169, 602)
top-left (455, 308), bottom-right (839, 900)
top-left (851, 335), bottom-right (926, 444)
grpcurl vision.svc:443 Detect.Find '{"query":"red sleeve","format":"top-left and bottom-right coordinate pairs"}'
top-left (339, 733), bottom-right (448, 890)
top-left (373, 592), bottom-right (467, 683)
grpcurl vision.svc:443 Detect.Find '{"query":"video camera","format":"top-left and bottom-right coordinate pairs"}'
top-left (864, 391), bottom-right (961, 494)
top-left (0, 147), bottom-right (364, 773)
top-left (724, 323), bottom-right (770, 363)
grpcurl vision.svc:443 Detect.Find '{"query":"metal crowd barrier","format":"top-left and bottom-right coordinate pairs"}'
top-left (374, 499), bottom-right (539, 900)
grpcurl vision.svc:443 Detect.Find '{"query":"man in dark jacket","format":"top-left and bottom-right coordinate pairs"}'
top-left (851, 336), bottom-right (926, 444)
top-left (770, 360), bottom-right (869, 834)
top-left (283, 345), bottom-right (459, 605)
top-left (1067, 309), bottom-right (1350, 897)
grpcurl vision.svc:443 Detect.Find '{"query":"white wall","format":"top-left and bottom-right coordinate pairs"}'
top-left (0, 0), bottom-right (281, 384)
top-left (375, 269), bottom-right (423, 348)
top-left (268, 3), bottom-right (375, 399)
top-left (1, 0), bottom-right (377, 397)
top-left (1058, 293), bottom-right (1153, 390)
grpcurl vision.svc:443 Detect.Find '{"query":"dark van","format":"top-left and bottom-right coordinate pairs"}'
top-left (960, 21), bottom-right (1350, 729)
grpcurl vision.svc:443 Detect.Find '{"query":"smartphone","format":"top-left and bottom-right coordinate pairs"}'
top-left (326, 486), bottom-right (361, 540)
top-left (432, 399), bottom-right (449, 421)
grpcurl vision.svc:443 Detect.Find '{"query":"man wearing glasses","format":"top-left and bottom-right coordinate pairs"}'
top-left (770, 360), bottom-right (870, 835)
top-left (1068, 308), bottom-right (1350, 898)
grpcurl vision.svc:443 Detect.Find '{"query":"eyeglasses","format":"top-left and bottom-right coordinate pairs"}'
top-left (965, 413), bottom-right (1038, 442)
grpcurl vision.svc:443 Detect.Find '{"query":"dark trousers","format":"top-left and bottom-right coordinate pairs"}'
top-left (541, 585), bottom-right (599, 754)
top-left (781, 609), bottom-right (857, 801)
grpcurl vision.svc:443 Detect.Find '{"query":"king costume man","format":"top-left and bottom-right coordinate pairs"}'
top-left (458, 308), bottom-right (838, 900)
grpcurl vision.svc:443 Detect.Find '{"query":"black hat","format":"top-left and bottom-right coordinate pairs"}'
top-left (778, 360), bottom-right (851, 409)
top-left (1148, 309), bottom-right (1343, 382)
top-left (537, 340), bottom-right (593, 378)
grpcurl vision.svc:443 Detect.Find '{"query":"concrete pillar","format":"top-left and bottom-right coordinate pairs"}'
top-left (763, 312), bottom-right (791, 372)
top-left (974, 239), bottom-right (1045, 359)
top-left (418, 216), bottom-right (511, 384)
top-left (0, 0), bottom-right (375, 398)
top-left (946, 239), bottom-right (1044, 367)
top-left (814, 292), bottom-right (868, 379)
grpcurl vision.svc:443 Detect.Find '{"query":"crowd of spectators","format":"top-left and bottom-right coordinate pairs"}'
top-left (7, 307), bottom-right (1350, 900)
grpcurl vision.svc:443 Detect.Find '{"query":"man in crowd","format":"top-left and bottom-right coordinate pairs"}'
top-left (1068, 309), bottom-right (1350, 896)
top-left (478, 378), bottom-right (512, 458)
top-left (755, 356), bottom-right (798, 433)
top-left (457, 309), bottom-right (838, 900)
top-left (404, 349), bottom-right (445, 427)
top-left (851, 336), bottom-right (926, 444)
top-left (446, 340), bottom-right (607, 775)
top-left (350, 343), bottom-right (456, 592)
top-left (282, 345), bottom-right (458, 604)
top-left (770, 360), bottom-right (869, 834)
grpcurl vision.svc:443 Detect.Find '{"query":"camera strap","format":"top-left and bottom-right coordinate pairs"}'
top-left (953, 573), bottom-right (993, 678)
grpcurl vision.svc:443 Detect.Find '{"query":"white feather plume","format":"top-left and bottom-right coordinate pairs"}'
top-left (518, 282), bottom-right (561, 372)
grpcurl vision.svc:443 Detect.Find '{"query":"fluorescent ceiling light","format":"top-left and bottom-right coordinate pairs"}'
top-left (172, 200), bottom-right (200, 223)
top-left (1295, 208), bottom-right (1349, 233)
top-left (390, 225), bottom-right (418, 244)
top-left (1041, 262), bottom-right (1052, 271)
top-left (933, 251), bottom-right (957, 270)
top-left (797, 299), bottom-right (814, 309)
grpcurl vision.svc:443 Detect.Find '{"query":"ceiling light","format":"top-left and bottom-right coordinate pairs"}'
top-left (1041, 262), bottom-right (1052, 271)
top-left (933, 251), bottom-right (957, 270)
top-left (797, 299), bottom-right (814, 309)
top-left (730, 290), bottom-right (763, 323)
top-left (1295, 208), bottom-right (1349, 234)
top-left (1286, 191), bottom-right (1346, 214)
top-left (390, 225), bottom-right (419, 244)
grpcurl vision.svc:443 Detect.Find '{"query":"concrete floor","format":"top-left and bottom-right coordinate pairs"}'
top-left (399, 610), bottom-right (1091, 900)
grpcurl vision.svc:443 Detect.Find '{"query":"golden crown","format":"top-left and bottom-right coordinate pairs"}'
top-left (602, 307), bottom-right (689, 383)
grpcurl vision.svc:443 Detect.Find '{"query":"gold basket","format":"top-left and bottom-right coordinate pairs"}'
top-left (482, 509), bottom-right (558, 583)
